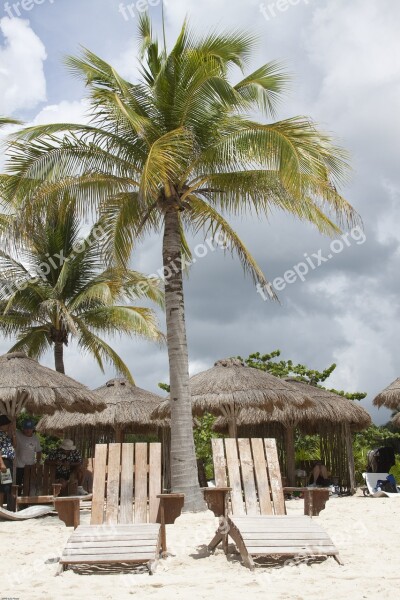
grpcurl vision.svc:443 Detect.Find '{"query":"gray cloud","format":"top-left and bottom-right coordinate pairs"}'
top-left (1, 0), bottom-right (399, 426)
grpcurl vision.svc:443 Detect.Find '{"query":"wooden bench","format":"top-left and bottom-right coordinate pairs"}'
top-left (11, 464), bottom-right (62, 511)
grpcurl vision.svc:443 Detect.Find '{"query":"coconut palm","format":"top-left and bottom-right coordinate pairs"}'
top-left (0, 199), bottom-right (164, 378)
top-left (1, 16), bottom-right (358, 509)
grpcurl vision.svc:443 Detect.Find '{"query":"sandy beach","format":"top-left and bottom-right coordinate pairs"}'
top-left (1, 492), bottom-right (399, 600)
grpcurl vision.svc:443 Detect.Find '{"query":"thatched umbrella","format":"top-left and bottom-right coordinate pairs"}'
top-left (37, 377), bottom-right (165, 443)
top-left (0, 352), bottom-right (104, 417)
top-left (214, 379), bottom-right (371, 490)
top-left (152, 358), bottom-right (314, 439)
top-left (373, 378), bottom-right (400, 412)
top-left (392, 412), bottom-right (400, 428)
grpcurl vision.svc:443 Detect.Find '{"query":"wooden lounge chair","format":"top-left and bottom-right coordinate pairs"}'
top-left (57, 442), bottom-right (184, 575)
top-left (203, 438), bottom-right (341, 569)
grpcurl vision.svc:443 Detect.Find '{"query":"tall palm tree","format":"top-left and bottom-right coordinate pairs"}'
top-left (1, 16), bottom-right (358, 510)
top-left (0, 199), bottom-right (164, 378)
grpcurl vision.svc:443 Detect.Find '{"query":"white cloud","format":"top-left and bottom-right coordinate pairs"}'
top-left (0, 17), bottom-right (47, 114)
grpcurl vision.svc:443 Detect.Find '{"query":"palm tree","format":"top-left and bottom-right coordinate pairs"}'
top-left (1, 16), bottom-right (358, 510)
top-left (0, 199), bottom-right (164, 378)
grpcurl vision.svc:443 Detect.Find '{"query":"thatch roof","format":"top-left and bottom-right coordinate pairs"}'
top-left (373, 378), bottom-right (400, 411)
top-left (213, 378), bottom-right (371, 432)
top-left (392, 412), bottom-right (400, 428)
top-left (0, 352), bottom-right (104, 416)
top-left (151, 358), bottom-right (314, 420)
top-left (36, 378), bottom-right (165, 434)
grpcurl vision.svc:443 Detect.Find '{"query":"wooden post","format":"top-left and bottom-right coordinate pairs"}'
top-left (343, 422), bottom-right (356, 494)
top-left (114, 427), bottom-right (124, 443)
top-left (285, 424), bottom-right (296, 487)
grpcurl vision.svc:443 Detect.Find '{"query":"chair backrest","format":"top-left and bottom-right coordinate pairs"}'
top-left (91, 442), bottom-right (161, 525)
top-left (22, 464), bottom-right (57, 496)
top-left (212, 438), bottom-right (286, 516)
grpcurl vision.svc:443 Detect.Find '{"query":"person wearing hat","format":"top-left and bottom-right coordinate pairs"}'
top-left (0, 414), bottom-right (16, 510)
top-left (15, 419), bottom-right (42, 488)
top-left (45, 439), bottom-right (88, 495)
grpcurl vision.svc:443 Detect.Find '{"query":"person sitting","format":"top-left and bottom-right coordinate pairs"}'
top-left (15, 419), bottom-right (42, 489)
top-left (45, 439), bottom-right (88, 495)
top-left (309, 461), bottom-right (331, 487)
top-left (0, 414), bottom-right (16, 510)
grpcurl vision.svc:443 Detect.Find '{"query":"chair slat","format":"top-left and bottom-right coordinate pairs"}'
top-left (212, 438), bottom-right (228, 487)
top-left (264, 439), bottom-right (286, 515)
top-left (225, 439), bottom-right (245, 515)
top-left (149, 443), bottom-right (161, 523)
top-left (251, 438), bottom-right (273, 515)
top-left (90, 444), bottom-right (108, 525)
top-left (134, 443), bottom-right (148, 523)
top-left (238, 439), bottom-right (259, 515)
top-left (105, 444), bottom-right (122, 524)
top-left (119, 443), bottom-right (134, 524)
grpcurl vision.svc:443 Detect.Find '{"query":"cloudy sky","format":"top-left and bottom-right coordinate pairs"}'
top-left (0, 0), bottom-right (399, 424)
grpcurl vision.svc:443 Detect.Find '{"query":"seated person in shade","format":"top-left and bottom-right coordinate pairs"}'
top-left (45, 439), bottom-right (88, 495)
top-left (309, 461), bottom-right (331, 487)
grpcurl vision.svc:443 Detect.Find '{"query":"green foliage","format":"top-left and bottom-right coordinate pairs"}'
top-left (294, 433), bottom-right (320, 462)
top-left (193, 414), bottom-right (220, 480)
top-left (158, 382), bottom-right (170, 393)
top-left (242, 350), bottom-right (366, 400)
top-left (353, 425), bottom-right (400, 483)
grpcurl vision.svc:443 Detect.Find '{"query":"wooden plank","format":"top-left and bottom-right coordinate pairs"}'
top-left (240, 532), bottom-right (332, 540)
top-left (90, 444), bottom-right (108, 525)
top-left (224, 439), bottom-right (245, 515)
top-left (246, 546), bottom-right (337, 555)
top-left (250, 438), bottom-right (273, 515)
top-left (30, 463), bottom-right (38, 496)
top-left (238, 439), bottom-right (259, 516)
top-left (264, 439), bottom-right (286, 515)
top-left (134, 443), bottom-right (148, 523)
top-left (149, 443), bottom-right (161, 524)
top-left (42, 464), bottom-right (50, 495)
top-left (243, 538), bottom-right (333, 547)
top-left (212, 438), bottom-right (228, 487)
top-left (63, 545), bottom-right (157, 555)
top-left (36, 463), bottom-right (44, 495)
top-left (60, 553), bottom-right (155, 564)
top-left (66, 540), bottom-right (158, 549)
top-left (119, 443), bottom-right (134, 524)
top-left (75, 524), bottom-right (160, 531)
top-left (105, 444), bottom-right (121, 525)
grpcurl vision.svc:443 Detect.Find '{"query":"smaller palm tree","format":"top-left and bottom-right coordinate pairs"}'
top-left (0, 200), bottom-right (164, 378)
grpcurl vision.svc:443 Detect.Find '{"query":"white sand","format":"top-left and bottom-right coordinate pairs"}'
top-left (1, 492), bottom-right (399, 600)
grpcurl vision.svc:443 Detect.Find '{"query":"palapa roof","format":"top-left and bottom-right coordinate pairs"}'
top-left (373, 378), bottom-right (400, 411)
top-left (36, 377), bottom-right (165, 433)
top-left (0, 352), bottom-right (104, 416)
top-left (213, 378), bottom-right (371, 432)
top-left (392, 412), bottom-right (400, 428)
top-left (151, 358), bottom-right (314, 420)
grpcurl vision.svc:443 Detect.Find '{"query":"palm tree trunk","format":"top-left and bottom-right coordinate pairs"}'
top-left (54, 341), bottom-right (65, 373)
top-left (162, 205), bottom-right (204, 511)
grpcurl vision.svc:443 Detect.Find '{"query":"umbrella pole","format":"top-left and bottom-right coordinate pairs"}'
top-left (343, 422), bottom-right (356, 494)
top-left (115, 426), bottom-right (123, 443)
top-left (285, 424), bottom-right (296, 487)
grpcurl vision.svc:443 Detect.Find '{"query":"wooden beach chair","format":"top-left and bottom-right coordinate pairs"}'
top-left (57, 442), bottom-right (184, 575)
top-left (203, 438), bottom-right (341, 569)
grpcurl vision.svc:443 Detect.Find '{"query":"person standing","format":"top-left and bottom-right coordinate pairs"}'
top-left (15, 419), bottom-right (42, 487)
top-left (0, 414), bottom-right (16, 510)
